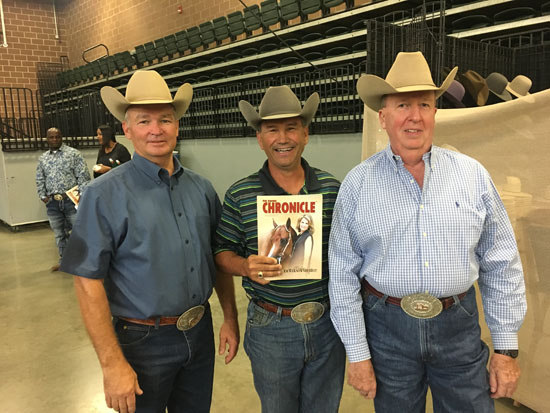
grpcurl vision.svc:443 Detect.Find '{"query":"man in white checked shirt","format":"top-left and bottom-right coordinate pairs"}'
top-left (328, 52), bottom-right (526, 412)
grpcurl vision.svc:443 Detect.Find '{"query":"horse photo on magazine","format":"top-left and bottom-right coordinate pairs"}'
top-left (257, 194), bottom-right (323, 280)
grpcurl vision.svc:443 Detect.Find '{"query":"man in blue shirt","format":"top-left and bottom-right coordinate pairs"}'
top-left (60, 70), bottom-right (239, 413)
top-left (329, 52), bottom-right (527, 412)
top-left (36, 127), bottom-right (90, 271)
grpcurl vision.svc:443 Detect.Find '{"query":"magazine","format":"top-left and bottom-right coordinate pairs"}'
top-left (257, 194), bottom-right (323, 280)
top-left (65, 185), bottom-right (81, 207)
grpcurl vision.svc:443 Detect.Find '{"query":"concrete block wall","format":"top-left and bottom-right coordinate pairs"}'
top-left (60, 0), bottom-right (264, 67)
top-left (0, 0), bottom-right (68, 90)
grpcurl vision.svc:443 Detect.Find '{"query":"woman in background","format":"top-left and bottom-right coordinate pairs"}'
top-left (93, 124), bottom-right (131, 178)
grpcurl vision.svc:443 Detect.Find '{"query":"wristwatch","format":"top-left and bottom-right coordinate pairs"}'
top-left (494, 349), bottom-right (519, 358)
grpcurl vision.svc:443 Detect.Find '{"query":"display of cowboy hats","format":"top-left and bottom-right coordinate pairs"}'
top-left (239, 86), bottom-right (320, 131)
top-left (506, 75), bottom-right (532, 98)
top-left (356, 51), bottom-right (458, 112)
top-left (486, 72), bottom-right (512, 102)
top-left (458, 70), bottom-right (489, 106)
top-left (100, 70), bottom-right (192, 122)
top-left (442, 80), bottom-right (466, 108)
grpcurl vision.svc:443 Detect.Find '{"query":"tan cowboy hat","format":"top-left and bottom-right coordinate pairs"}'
top-left (100, 70), bottom-right (192, 122)
top-left (356, 51), bottom-right (458, 111)
top-left (458, 70), bottom-right (489, 106)
top-left (239, 86), bottom-right (319, 131)
top-left (506, 75), bottom-right (532, 98)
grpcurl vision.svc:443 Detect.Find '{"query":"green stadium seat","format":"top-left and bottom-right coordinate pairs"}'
top-left (99, 56), bottom-right (116, 77)
top-left (280, 0), bottom-right (300, 25)
top-left (91, 60), bottom-right (102, 79)
top-left (187, 26), bottom-right (202, 50)
top-left (66, 68), bottom-right (76, 86)
top-left (175, 30), bottom-right (189, 54)
top-left (228, 11), bottom-right (245, 39)
top-left (261, 0), bottom-right (280, 31)
top-left (134, 45), bottom-right (147, 66)
top-left (322, 0), bottom-right (351, 15)
top-left (199, 21), bottom-right (216, 48)
top-left (154, 38), bottom-right (168, 60)
top-left (244, 5), bottom-right (261, 35)
top-left (164, 34), bottom-right (178, 57)
top-left (300, 0), bottom-right (322, 20)
top-left (144, 42), bottom-right (156, 63)
top-left (213, 16), bottom-right (229, 44)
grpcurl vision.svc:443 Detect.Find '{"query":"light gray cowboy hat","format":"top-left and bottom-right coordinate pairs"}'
top-left (486, 72), bottom-right (512, 101)
top-left (239, 86), bottom-right (320, 131)
top-left (357, 51), bottom-right (458, 111)
top-left (100, 70), bottom-right (192, 122)
top-left (506, 75), bottom-right (532, 98)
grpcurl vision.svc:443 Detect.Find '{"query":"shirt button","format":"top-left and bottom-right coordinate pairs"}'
top-left (423, 232), bottom-right (427, 237)
top-left (185, 239), bottom-right (189, 244)
top-left (190, 267), bottom-right (194, 272)
top-left (410, 179), bottom-right (414, 183)
top-left (420, 204), bottom-right (424, 210)
top-left (171, 186), bottom-right (174, 191)
top-left (425, 261), bottom-right (429, 267)
top-left (192, 294), bottom-right (196, 299)
top-left (178, 212), bottom-right (182, 217)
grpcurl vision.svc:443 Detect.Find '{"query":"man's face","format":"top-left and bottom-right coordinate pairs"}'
top-left (379, 91), bottom-right (437, 157)
top-left (256, 117), bottom-right (309, 172)
top-left (46, 129), bottom-right (62, 150)
top-left (122, 104), bottom-right (178, 163)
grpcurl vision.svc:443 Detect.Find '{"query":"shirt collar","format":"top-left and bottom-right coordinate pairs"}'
top-left (49, 143), bottom-right (66, 154)
top-left (258, 158), bottom-right (321, 195)
top-left (384, 143), bottom-right (434, 171)
top-left (132, 152), bottom-right (184, 184)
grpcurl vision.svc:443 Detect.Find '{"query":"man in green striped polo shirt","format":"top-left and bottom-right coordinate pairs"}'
top-left (214, 86), bottom-right (345, 413)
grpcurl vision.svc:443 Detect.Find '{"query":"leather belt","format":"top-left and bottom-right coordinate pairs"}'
top-left (120, 315), bottom-right (180, 326)
top-left (253, 299), bottom-right (328, 324)
top-left (361, 280), bottom-right (467, 311)
top-left (119, 304), bottom-right (207, 331)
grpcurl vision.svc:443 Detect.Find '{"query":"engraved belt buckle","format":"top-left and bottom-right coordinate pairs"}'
top-left (400, 292), bottom-right (442, 319)
top-left (176, 305), bottom-right (205, 331)
top-left (290, 302), bottom-right (325, 324)
top-left (53, 194), bottom-right (64, 201)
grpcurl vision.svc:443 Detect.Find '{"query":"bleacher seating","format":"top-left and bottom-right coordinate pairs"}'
top-left (33, 0), bottom-right (549, 145)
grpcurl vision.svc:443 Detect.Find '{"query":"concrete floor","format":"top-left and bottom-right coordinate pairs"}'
top-left (0, 222), bottom-right (536, 412)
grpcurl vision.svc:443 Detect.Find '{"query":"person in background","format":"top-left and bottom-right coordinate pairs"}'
top-left (36, 127), bottom-right (91, 271)
top-left (93, 124), bottom-right (131, 178)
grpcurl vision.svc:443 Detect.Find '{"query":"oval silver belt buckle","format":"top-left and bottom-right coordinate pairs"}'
top-left (290, 302), bottom-right (325, 324)
top-left (400, 293), bottom-right (442, 319)
top-left (176, 305), bottom-right (205, 331)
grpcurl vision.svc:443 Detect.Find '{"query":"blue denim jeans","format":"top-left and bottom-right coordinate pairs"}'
top-left (114, 305), bottom-right (215, 413)
top-left (46, 198), bottom-right (77, 258)
top-left (363, 286), bottom-right (494, 413)
top-left (244, 300), bottom-right (345, 413)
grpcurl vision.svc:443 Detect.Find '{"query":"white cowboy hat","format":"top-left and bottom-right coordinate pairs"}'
top-left (506, 75), bottom-right (532, 98)
top-left (357, 51), bottom-right (458, 111)
top-left (100, 70), bottom-right (192, 122)
top-left (239, 86), bottom-right (319, 131)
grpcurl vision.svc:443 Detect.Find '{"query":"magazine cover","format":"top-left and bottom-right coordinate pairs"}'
top-left (257, 194), bottom-right (323, 280)
top-left (65, 185), bottom-right (80, 207)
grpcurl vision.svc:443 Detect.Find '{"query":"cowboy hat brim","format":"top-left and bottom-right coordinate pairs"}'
top-left (239, 93), bottom-right (320, 131)
top-left (357, 66), bottom-right (458, 112)
top-left (101, 83), bottom-right (193, 122)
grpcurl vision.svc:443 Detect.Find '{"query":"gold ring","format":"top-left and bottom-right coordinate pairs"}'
top-left (258, 271), bottom-right (263, 278)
